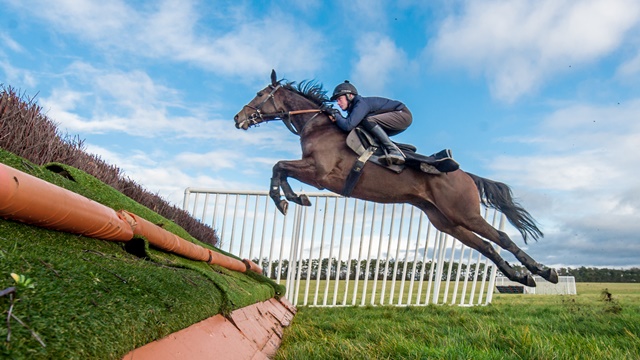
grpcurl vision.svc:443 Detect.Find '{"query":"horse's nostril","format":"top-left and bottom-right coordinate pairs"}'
top-left (234, 115), bottom-right (238, 121)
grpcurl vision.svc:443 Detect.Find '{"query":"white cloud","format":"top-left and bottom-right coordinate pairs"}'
top-left (3, 0), bottom-right (327, 80)
top-left (483, 97), bottom-right (640, 267)
top-left (0, 33), bottom-right (35, 87)
top-left (492, 99), bottom-right (640, 189)
top-left (349, 0), bottom-right (388, 27)
top-left (85, 143), bottom-right (270, 206)
top-left (617, 51), bottom-right (640, 80)
top-left (4, 0), bottom-right (133, 39)
top-left (175, 150), bottom-right (243, 171)
top-left (0, 59), bottom-right (37, 88)
top-left (37, 64), bottom-right (223, 130)
top-left (0, 33), bottom-right (24, 53)
top-left (428, 0), bottom-right (640, 102)
top-left (491, 153), bottom-right (618, 191)
top-left (352, 34), bottom-right (413, 93)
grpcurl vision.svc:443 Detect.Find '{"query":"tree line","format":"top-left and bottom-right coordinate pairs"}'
top-left (257, 258), bottom-right (493, 282)
top-left (556, 266), bottom-right (640, 282)
top-left (254, 257), bottom-right (640, 283)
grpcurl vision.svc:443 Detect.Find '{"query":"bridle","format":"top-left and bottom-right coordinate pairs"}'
top-left (238, 84), bottom-right (322, 136)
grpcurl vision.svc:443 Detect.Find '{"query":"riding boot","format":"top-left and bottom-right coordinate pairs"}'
top-left (367, 124), bottom-right (405, 165)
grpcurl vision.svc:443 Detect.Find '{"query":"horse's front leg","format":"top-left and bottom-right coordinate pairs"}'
top-left (270, 158), bottom-right (317, 215)
top-left (269, 177), bottom-right (289, 215)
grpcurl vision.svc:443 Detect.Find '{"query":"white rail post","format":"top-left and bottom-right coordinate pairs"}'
top-left (313, 197), bottom-right (329, 305)
top-left (332, 199), bottom-right (350, 306)
top-left (351, 201), bottom-right (367, 305)
top-left (303, 196), bottom-right (320, 306)
top-left (389, 204), bottom-right (407, 305)
top-left (380, 204), bottom-right (397, 305)
top-left (360, 202), bottom-right (377, 306)
top-left (371, 204), bottom-right (387, 306)
top-left (343, 199), bottom-right (359, 306)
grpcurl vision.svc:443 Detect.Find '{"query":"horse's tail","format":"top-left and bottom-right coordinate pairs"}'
top-left (467, 172), bottom-right (543, 243)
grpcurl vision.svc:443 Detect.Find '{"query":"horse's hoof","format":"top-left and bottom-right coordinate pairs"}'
top-left (541, 268), bottom-right (559, 284)
top-left (277, 200), bottom-right (289, 215)
top-left (299, 194), bottom-right (312, 207)
top-left (524, 275), bottom-right (537, 287)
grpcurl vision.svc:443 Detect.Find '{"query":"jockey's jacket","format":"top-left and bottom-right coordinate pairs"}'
top-left (334, 94), bottom-right (406, 132)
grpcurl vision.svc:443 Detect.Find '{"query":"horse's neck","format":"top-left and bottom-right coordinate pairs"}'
top-left (285, 98), bottom-right (323, 134)
top-left (298, 112), bottom-right (336, 137)
top-left (282, 91), bottom-right (336, 137)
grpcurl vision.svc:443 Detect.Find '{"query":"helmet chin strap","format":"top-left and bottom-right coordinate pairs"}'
top-left (346, 93), bottom-right (355, 107)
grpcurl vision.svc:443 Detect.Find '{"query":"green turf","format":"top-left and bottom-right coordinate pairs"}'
top-left (0, 149), bottom-right (284, 359)
top-left (276, 283), bottom-right (640, 359)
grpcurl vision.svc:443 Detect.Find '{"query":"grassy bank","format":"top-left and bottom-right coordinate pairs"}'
top-left (276, 283), bottom-right (640, 359)
top-left (0, 150), bottom-right (283, 359)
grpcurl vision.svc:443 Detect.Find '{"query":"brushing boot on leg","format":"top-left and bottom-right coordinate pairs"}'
top-left (364, 121), bottom-right (405, 165)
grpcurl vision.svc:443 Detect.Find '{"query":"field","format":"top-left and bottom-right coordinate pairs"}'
top-left (275, 282), bottom-right (640, 359)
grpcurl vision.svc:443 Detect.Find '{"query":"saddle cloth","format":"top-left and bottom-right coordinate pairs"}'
top-left (346, 127), bottom-right (459, 174)
top-left (340, 127), bottom-right (460, 197)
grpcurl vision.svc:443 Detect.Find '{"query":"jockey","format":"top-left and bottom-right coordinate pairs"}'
top-left (327, 80), bottom-right (411, 165)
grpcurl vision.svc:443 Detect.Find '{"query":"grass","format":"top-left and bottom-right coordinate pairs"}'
top-left (275, 283), bottom-right (640, 359)
top-left (0, 150), bottom-right (283, 359)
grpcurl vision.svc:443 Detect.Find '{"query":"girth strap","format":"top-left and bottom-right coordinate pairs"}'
top-left (342, 146), bottom-right (376, 197)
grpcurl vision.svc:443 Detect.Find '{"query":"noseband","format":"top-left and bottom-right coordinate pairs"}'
top-left (240, 84), bottom-right (321, 135)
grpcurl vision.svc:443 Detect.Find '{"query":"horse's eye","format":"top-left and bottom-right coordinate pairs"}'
top-left (257, 91), bottom-right (263, 97)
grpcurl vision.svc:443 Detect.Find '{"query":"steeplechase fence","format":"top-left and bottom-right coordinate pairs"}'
top-left (183, 188), bottom-right (506, 307)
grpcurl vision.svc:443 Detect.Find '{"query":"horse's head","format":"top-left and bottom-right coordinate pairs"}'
top-left (234, 70), bottom-right (285, 130)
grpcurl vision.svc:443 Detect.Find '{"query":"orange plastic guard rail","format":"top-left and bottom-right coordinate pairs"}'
top-left (243, 259), bottom-right (263, 274)
top-left (118, 211), bottom-right (247, 273)
top-left (0, 163), bottom-right (134, 241)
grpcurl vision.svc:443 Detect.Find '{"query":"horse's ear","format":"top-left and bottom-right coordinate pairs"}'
top-left (271, 69), bottom-right (277, 86)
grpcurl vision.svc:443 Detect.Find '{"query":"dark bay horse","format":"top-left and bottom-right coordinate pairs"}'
top-left (234, 70), bottom-right (558, 287)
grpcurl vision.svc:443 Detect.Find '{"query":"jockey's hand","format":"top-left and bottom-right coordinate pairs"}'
top-left (320, 102), bottom-right (334, 112)
top-left (328, 109), bottom-right (340, 122)
top-left (320, 103), bottom-right (339, 122)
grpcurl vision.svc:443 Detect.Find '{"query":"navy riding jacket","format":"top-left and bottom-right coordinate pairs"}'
top-left (334, 94), bottom-right (406, 132)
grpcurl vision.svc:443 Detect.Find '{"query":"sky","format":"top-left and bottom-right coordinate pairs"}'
top-left (1, 0), bottom-right (640, 269)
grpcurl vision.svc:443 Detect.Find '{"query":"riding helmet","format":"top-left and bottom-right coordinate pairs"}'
top-left (330, 80), bottom-right (358, 101)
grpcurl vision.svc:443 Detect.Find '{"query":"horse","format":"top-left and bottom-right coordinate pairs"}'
top-left (234, 70), bottom-right (558, 287)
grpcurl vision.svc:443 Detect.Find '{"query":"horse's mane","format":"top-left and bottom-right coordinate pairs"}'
top-left (281, 80), bottom-right (328, 106)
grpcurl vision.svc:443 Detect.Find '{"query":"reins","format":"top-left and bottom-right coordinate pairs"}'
top-left (260, 109), bottom-right (322, 136)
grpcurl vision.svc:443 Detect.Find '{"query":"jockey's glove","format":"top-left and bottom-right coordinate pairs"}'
top-left (320, 102), bottom-right (335, 112)
top-left (320, 103), bottom-right (340, 122)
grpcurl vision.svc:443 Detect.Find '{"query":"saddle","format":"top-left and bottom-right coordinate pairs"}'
top-left (342, 127), bottom-right (460, 196)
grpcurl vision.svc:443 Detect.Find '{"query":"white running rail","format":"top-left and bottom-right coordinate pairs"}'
top-left (183, 188), bottom-right (504, 307)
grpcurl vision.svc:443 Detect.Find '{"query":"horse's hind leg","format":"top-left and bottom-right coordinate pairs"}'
top-left (463, 216), bottom-right (558, 284)
top-left (421, 205), bottom-right (536, 287)
top-left (495, 230), bottom-right (558, 283)
top-left (451, 227), bottom-right (537, 287)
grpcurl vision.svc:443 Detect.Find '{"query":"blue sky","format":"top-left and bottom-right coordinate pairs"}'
top-left (2, 0), bottom-right (640, 269)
